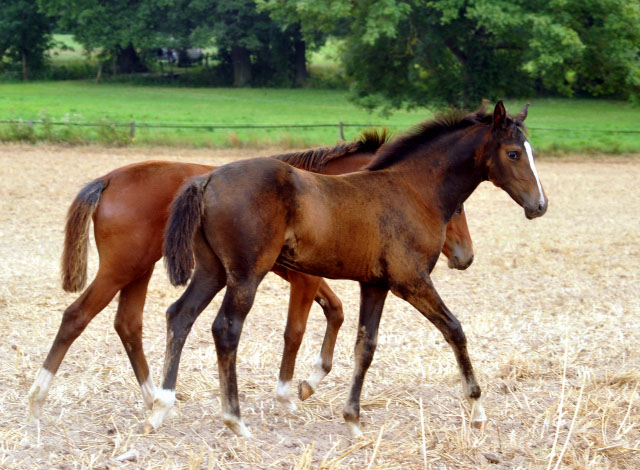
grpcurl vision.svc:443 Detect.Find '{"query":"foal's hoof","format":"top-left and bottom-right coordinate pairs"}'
top-left (27, 395), bottom-right (42, 424)
top-left (298, 381), bottom-right (315, 401)
top-left (222, 414), bottom-right (252, 438)
top-left (142, 419), bottom-right (155, 434)
top-left (345, 420), bottom-right (364, 439)
top-left (471, 419), bottom-right (486, 430)
top-left (276, 395), bottom-right (298, 412)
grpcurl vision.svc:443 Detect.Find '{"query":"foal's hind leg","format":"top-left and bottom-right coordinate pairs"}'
top-left (342, 283), bottom-right (388, 438)
top-left (144, 255), bottom-right (226, 432)
top-left (212, 276), bottom-right (265, 437)
top-left (113, 267), bottom-right (155, 409)
top-left (275, 271), bottom-right (321, 411)
top-left (27, 273), bottom-right (121, 422)
top-left (299, 279), bottom-right (344, 401)
top-left (393, 278), bottom-right (486, 428)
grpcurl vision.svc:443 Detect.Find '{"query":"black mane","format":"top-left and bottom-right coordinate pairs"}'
top-left (366, 108), bottom-right (501, 171)
top-left (273, 128), bottom-right (390, 173)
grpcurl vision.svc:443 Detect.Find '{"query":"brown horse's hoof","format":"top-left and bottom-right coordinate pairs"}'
top-left (142, 419), bottom-right (155, 434)
top-left (471, 419), bottom-right (486, 430)
top-left (298, 381), bottom-right (315, 401)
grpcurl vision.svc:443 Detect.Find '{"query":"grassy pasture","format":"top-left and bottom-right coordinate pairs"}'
top-left (0, 81), bottom-right (639, 153)
top-left (0, 145), bottom-right (638, 469)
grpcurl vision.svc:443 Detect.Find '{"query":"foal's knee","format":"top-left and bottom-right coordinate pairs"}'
top-left (283, 328), bottom-right (304, 351)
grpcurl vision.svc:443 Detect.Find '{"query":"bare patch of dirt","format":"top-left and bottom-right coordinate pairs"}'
top-left (0, 144), bottom-right (638, 469)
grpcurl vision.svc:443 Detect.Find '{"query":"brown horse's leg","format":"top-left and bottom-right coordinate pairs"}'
top-left (342, 283), bottom-right (388, 438)
top-left (144, 254), bottom-right (226, 432)
top-left (113, 266), bottom-right (155, 410)
top-left (275, 271), bottom-right (321, 411)
top-left (27, 272), bottom-right (121, 422)
top-left (211, 275), bottom-right (263, 438)
top-left (394, 278), bottom-right (486, 429)
top-left (299, 279), bottom-right (344, 401)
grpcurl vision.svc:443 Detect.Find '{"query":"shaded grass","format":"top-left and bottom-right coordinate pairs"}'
top-left (0, 81), bottom-right (639, 153)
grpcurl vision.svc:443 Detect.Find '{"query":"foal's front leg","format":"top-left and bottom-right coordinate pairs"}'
top-left (393, 277), bottom-right (486, 428)
top-left (342, 283), bottom-right (388, 438)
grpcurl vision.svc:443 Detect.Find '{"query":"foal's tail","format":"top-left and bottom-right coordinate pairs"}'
top-left (61, 179), bottom-right (107, 292)
top-left (163, 175), bottom-right (209, 286)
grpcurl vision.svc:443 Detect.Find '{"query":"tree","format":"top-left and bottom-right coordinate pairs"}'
top-left (184, 0), bottom-right (309, 87)
top-left (38, 0), bottom-right (171, 75)
top-left (0, 0), bottom-right (54, 79)
top-left (263, 0), bottom-right (640, 109)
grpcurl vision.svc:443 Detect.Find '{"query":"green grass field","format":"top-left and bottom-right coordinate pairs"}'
top-left (0, 80), bottom-right (638, 153)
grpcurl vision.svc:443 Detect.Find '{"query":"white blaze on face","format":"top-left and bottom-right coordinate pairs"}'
top-left (523, 140), bottom-right (545, 206)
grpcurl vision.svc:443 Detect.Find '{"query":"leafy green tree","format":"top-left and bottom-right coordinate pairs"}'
top-left (180, 0), bottom-right (308, 87)
top-left (38, 0), bottom-right (171, 74)
top-left (264, 0), bottom-right (640, 108)
top-left (0, 0), bottom-right (54, 79)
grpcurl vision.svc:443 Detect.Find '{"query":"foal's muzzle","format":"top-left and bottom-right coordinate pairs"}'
top-left (524, 199), bottom-right (548, 219)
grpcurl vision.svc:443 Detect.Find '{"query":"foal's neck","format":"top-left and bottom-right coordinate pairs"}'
top-left (397, 125), bottom-right (487, 221)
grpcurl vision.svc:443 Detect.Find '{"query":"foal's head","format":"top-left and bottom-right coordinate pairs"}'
top-left (483, 101), bottom-right (548, 219)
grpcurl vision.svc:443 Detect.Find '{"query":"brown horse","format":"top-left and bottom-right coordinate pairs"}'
top-left (27, 131), bottom-right (474, 423)
top-left (158, 102), bottom-right (547, 438)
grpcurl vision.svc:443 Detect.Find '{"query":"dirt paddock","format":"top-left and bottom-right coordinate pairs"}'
top-left (0, 144), bottom-right (638, 469)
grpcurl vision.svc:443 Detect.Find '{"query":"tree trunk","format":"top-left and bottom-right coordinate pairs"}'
top-left (21, 51), bottom-right (28, 80)
top-left (96, 62), bottom-right (103, 83)
top-left (231, 45), bottom-right (251, 87)
top-left (294, 38), bottom-right (308, 87)
top-left (115, 44), bottom-right (148, 74)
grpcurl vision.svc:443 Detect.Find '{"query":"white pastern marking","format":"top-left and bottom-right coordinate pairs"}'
top-left (346, 421), bottom-right (364, 438)
top-left (470, 398), bottom-right (487, 424)
top-left (222, 413), bottom-right (252, 437)
top-left (275, 380), bottom-right (297, 411)
top-left (140, 376), bottom-right (156, 409)
top-left (305, 354), bottom-right (327, 390)
top-left (29, 369), bottom-right (54, 400)
top-left (523, 141), bottom-right (545, 205)
top-left (146, 388), bottom-right (176, 430)
top-left (28, 369), bottom-right (54, 420)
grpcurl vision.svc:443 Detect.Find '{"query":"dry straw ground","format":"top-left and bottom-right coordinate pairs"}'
top-left (0, 144), bottom-right (638, 469)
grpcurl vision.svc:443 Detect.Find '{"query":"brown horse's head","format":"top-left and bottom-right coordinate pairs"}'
top-left (442, 204), bottom-right (474, 270)
top-left (483, 101), bottom-right (548, 219)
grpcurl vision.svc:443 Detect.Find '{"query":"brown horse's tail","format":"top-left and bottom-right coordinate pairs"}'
top-left (61, 179), bottom-right (107, 292)
top-left (163, 175), bottom-right (209, 286)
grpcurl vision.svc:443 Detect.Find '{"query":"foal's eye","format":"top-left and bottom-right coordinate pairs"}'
top-left (455, 206), bottom-right (462, 214)
top-left (507, 151), bottom-right (519, 161)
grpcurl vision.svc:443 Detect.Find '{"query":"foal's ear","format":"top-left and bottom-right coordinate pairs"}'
top-left (515, 103), bottom-right (530, 122)
top-left (492, 100), bottom-right (507, 128)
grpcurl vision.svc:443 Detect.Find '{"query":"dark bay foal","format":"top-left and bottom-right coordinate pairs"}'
top-left (158, 102), bottom-right (547, 437)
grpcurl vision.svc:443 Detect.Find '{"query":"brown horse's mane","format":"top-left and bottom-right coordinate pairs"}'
top-left (365, 106), bottom-right (525, 171)
top-left (273, 128), bottom-right (390, 173)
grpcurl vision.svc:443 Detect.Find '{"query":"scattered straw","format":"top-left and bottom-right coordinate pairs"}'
top-left (0, 145), bottom-right (639, 469)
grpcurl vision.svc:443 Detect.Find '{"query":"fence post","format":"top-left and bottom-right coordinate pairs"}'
top-left (130, 121), bottom-right (135, 139)
top-left (338, 122), bottom-right (345, 141)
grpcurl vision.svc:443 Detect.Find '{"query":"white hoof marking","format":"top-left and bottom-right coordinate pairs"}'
top-left (145, 388), bottom-right (176, 431)
top-left (346, 421), bottom-right (363, 439)
top-left (222, 413), bottom-right (251, 438)
top-left (275, 380), bottom-right (297, 412)
top-left (140, 376), bottom-right (156, 410)
top-left (27, 369), bottom-right (54, 422)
